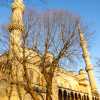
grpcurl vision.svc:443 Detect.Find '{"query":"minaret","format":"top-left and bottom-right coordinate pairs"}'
top-left (8, 0), bottom-right (25, 57)
top-left (78, 25), bottom-right (98, 94)
top-left (7, 1), bottom-right (25, 99)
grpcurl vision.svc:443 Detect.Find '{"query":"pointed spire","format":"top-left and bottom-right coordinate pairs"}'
top-left (9, 0), bottom-right (25, 31)
top-left (8, 0), bottom-right (25, 57)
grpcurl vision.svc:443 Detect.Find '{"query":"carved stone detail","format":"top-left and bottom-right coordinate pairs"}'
top-left (8, 23), bottom-right (25, 33)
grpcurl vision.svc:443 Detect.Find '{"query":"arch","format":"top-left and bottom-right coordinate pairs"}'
top-left (75, 93), bottom-right (78, 100)
top-left (63, 90), bottom-right (67, 100)
top-left (58, 89), bottom-right (63, 100)
top-left (83, 95), bottom-right (87, 100)
top-left (78, 93), bottom-right (82, 100)
top-left (86, 95), bottom-right (89, 100)
top-left (68, 93), bottom-right (70, 100)
top-left (71, 92), bottom-right (74, 100)
top-left (66, 92), bottom-right (69, 100)
top-left (92, 96), bottom-right (95, 100)
top-left (82, 95), bottom-right (84, 100)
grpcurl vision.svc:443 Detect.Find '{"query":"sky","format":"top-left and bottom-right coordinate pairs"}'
top-left (0, 0), bottom-right (100, 91)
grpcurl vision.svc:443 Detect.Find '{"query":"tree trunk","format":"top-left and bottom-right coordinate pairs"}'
top-left (46, 82), bottom-right (52, 100)
top-left (45, 73), bottom-right (53, 100)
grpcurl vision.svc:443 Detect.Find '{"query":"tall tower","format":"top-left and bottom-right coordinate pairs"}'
top-left (7, 1), bottom-right (25, 99)
top-left (78, 26), bottom-right (98, 94)
top-left (8, 0), bottom-right (25, 56)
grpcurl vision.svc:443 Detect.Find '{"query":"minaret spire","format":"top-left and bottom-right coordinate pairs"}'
top-left (8, 0), bottom-right (25, 56)
top-left (78, 25), bottom-right (97, 94)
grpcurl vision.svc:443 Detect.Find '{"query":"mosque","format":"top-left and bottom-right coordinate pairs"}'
top-left (0, 0), bottom-right (100, 100)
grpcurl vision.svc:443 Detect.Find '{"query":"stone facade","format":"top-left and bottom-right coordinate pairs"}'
top-left (0, 51), bottom-right (99, 100)
top-left (0, 0), bottom-right (100, 100)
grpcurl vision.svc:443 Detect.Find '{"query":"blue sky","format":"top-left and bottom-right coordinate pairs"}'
top-left (26, 0), bottom-right (100, 60)
top-left (27, 0), bottom-right (100, 92)
top-left (0, 0), bottom-right (100, 91)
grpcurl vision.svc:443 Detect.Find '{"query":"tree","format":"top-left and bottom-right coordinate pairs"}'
top-left (0, 0), bottom-right (99, 99)
top-left (0, 9), bottom-right (81, 100)
top-left (24, 9), bottom-right (81, 100)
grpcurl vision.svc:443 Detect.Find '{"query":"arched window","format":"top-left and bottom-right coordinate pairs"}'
top-left (78, 93), bottom-right (82, 100)
top-left (63, 90), bottom-right (67, 100)
top-left (75, 93), bottom-right (78, 100)
top-left (58, 89), bottom-right (63, 100)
